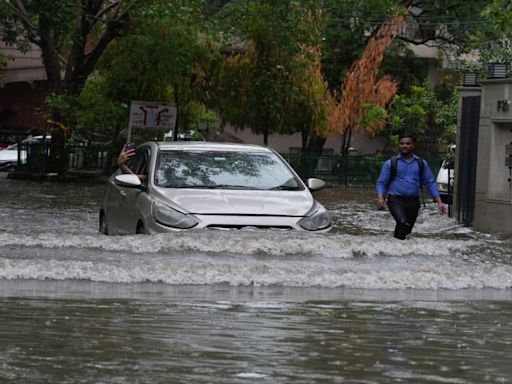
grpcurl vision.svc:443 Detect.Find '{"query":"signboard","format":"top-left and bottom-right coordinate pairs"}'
top-left (129, 101), bottom-right (177, 130)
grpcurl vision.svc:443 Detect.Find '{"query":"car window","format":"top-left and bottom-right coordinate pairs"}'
top-left (127, 148), bottom-right (150, 176)
top-left (154, 150), bottom-right (303, 190)
top-left (5, 144), bottom-right (18, 151)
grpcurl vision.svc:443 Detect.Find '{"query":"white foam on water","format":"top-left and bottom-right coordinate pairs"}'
top-left (2, 188), bottom-right (511, 290)
top-left (0, 234), bottom-right (511, 289)
top-left (234, 372), bottom-right (267, 379)
top-left (0, 231), bottom-right (481, 259)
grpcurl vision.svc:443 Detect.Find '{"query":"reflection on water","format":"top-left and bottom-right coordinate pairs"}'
top-left (1, 177), bottom-right (512, 383)
top-left (1, 285), bottom-right (512, 384)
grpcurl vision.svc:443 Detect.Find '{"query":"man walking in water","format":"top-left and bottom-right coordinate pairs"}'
top-left (376, 133), bottom-right (447, 240)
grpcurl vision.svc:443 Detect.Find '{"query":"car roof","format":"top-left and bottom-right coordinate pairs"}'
top-left (153, 141), bottom-right (273, 153)
top-left (22, 135), bottom-right (52, 143)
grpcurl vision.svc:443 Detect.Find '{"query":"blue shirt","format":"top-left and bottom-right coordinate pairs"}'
top-left (376, 154), bottom-right (440, 198)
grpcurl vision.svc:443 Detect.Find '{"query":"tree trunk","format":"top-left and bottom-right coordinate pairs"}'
top-left (341, 126), bottom-right (353, 155)
top-left (48, 129), bottom-right (68, 174)
top-left (38, 16), bottom-right (63, 92)
top-left (301, 126), bottom-right (308, 151)
top-left (305, 133), bottom-right (326, 156)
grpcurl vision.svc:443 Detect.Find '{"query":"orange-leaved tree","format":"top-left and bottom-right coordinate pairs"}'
top-left (329, 13), bottom-right (407, 154)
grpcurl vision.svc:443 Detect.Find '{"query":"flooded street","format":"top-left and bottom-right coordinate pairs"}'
top-left (1, 175), bottom-right (512, 383)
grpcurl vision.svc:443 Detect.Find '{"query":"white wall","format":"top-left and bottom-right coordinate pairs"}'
top-left (0, 42), bottom-right (46, 84)
top-left (222, 125), bottom-right (387, 155)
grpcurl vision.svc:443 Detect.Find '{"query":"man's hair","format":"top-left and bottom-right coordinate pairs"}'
top-left (399, 132), bottom-right (416, 143)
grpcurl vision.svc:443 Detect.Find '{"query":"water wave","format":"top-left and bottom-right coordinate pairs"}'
top-left (0, 230), bottom-right (478, 258)
top-left (1, 184), bottom-right (511, 290)
top-left (1, 231), bottom-right (511, 289)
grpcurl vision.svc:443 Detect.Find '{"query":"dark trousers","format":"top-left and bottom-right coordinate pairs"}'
top-left (387, 195), bottom-right (420, 240)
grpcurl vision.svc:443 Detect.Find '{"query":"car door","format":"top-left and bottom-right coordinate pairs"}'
top-left (106, 147), bottom-right (150, 234)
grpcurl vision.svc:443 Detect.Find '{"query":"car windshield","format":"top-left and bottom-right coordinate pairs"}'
top-left (155, 150), bottom-right (302, 190)
top-left (4, 144), bottom-right (18, 151)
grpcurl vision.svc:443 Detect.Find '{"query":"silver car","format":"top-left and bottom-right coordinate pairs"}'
top-left (99, 142), bottom-right (332, 234)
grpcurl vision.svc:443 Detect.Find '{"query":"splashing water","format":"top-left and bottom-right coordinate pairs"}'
top-left (1, 179), bottom-right (511, 289)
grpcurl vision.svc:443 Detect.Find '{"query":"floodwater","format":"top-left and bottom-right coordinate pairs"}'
top-left (1, 175), bottom-right (512, 383)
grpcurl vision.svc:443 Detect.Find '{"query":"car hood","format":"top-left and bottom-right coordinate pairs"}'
top-left (152, 187), bottom-right (315, 216)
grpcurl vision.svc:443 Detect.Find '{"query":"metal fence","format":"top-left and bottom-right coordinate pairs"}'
top-left (67, 144), bottom-right (110, 170)
top-left (17, 143), bottom-right (442, 187)
top-left (282, 153), bottom-right (381, 187)
top-left (282, 153), bottom-right (442, 188)
top-left (16, 142), bottom-right (111, 174)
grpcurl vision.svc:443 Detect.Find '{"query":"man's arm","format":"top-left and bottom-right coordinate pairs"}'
top-left (375, 160), bottom-right (391, 210)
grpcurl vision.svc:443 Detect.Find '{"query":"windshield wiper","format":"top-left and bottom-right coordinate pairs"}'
top-left (170, 185), bottom-right (215, 188)
top-left (269, 185), bottom-right (301, 190)
top-left (172, 184), bottom-right (256, 189)
top-left (209, 184), bottom-right (256, 189)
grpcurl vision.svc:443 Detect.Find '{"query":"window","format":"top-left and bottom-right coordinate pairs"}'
top-left (126, 147), bottom-right (149, 176)
top-left (155, 150), bottom-right (302, 190)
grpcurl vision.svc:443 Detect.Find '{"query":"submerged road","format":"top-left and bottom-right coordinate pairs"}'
top-left (1, 176), bottom-right (511, 383)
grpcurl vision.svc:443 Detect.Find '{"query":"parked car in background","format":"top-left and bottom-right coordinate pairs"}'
top-left (0, 131), bottom-right (26, 149)
top-left (0, 142), bottom-right (26, 170)
top-left (0, 135), bottom-right (51, 171)
top-left (100, 142), bottom-right (332, 234)
top-left (436, 145), bottom-right (455, 204)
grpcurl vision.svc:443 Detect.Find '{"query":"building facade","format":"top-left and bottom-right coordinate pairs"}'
top-left (0, 42), bottom-right (48, 143)
top-left (455, 79), bottom-right (512, 234)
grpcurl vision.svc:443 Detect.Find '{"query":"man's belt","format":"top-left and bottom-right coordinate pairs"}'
top-left (387, 195), bottom-right (419, 201)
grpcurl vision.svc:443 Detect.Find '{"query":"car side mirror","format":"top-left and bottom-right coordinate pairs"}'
top-left (115, 174), bottom-right (142, 187)
top-left (307, 178), bottom-right (325, 191)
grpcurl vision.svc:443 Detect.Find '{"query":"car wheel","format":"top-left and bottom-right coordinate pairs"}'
top-left (136, 221), bottom-right (145, 235)
top-left (99, 212), bottom-right (109, 235)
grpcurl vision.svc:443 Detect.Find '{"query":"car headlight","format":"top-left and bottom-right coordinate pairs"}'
top-left (437, 182), bottom-right (448, 192)
top-left (152, 202), bottom-right (198, 229)
top-left (298, 208), bottom-right (332, 231)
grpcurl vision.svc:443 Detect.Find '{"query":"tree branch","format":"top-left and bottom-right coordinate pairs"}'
top-left (95, 0), bottom-right (124, 20)
top-left (2, 0), bottom-right (41, 44)
top-left (83, 16), bottom-right (126, 74)
top-left (65, 8), bottom-right (130, 94)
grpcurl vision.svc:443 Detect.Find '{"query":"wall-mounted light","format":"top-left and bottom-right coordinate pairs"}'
top-left (462, 72), bottom-right (478, 86)
top-left (488, 63), bottom-right (507, 79)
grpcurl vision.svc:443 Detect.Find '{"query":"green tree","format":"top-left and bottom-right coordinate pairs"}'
top-left (46, 0), bottom-right (218, 172)
top-left (0, 0), bottom-right (160, 172)
top-left (100, 0), bottom-right (218, 139)
top-left (386, 83), bottom-right (457, 156)
top-left (0, 0), bottom-right (164, 95)
top-left (456, 1), bottom-right (512, 75)
top-left (214, 0), bottom-right (325, 146)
